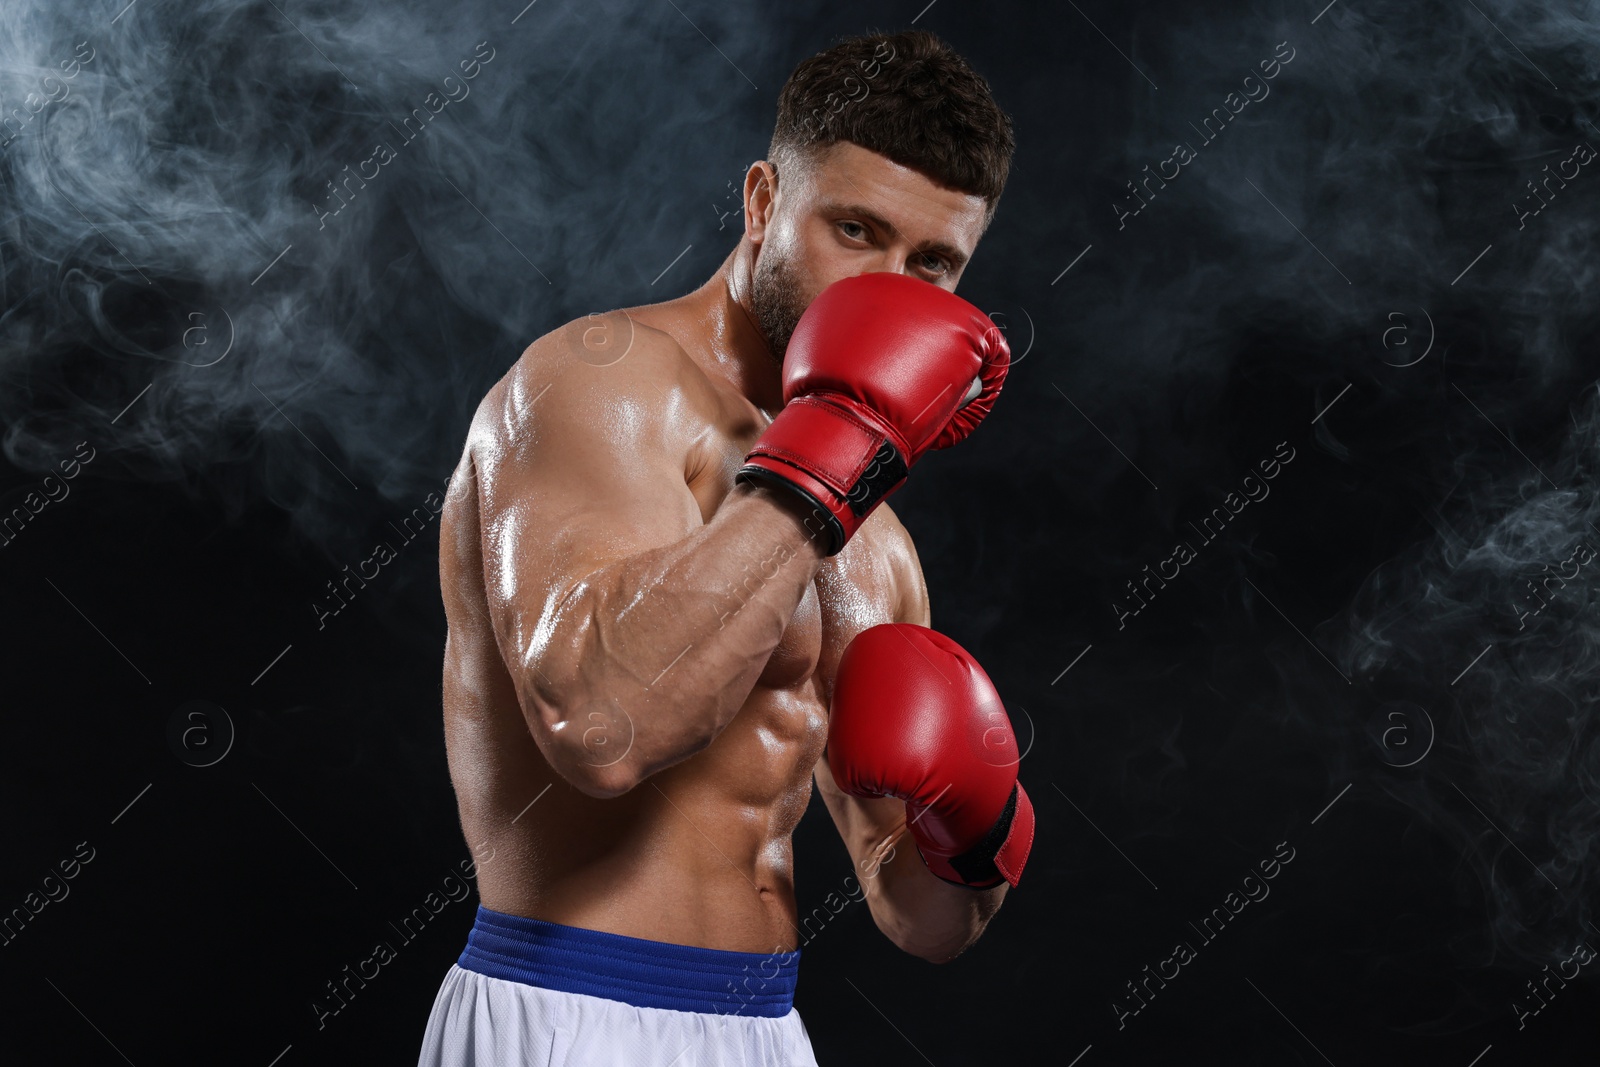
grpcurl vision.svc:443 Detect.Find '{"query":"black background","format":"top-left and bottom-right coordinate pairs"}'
top-left (2, 0), bottom-right (1598, 1063)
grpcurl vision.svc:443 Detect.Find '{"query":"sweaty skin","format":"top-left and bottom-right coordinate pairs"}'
top-left (438, 141), bottom-right (1007, 963)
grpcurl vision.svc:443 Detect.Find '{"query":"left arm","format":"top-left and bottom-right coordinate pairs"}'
top-left (812, 526), bottom-right (1012, 964)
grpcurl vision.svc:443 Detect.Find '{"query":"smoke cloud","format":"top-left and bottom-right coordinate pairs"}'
top-left (0, 0), bottom-right (788, 546)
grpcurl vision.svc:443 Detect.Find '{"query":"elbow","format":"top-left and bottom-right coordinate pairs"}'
top-left (520, 678), bottom-right (680, 800)
top-left (519, 670), bottom-right (719, 800)
top-left (900, 933), bottom-right (977, 965)
top-left (872, 898), bottom-right (991, 964)
top-left (513, 598), bottom-right (718, 798)
top-left (556, 716), bottom-right (716, 799)
top-left (514, 591), bottom-right (644, 798)
top-left (872, 910), bottom-right (974, 964)
top-left (566, 758), bottom-right (641, 799)
top-left (521, 698), bottom-right (646, 799)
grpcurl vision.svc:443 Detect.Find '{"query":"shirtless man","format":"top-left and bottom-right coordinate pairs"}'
top-left (419, 29), bottom-right (1032, 1066)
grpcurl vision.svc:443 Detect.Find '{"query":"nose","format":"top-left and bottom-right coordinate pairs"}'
top-left (858, 255), bottom-right (920, 279)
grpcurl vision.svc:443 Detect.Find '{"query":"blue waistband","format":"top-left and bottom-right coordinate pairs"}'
top-left (456, 906), bottom-right (800, 1017)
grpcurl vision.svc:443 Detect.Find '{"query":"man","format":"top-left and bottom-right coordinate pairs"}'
top-left (420, 28), bottom-right (1032, 1066)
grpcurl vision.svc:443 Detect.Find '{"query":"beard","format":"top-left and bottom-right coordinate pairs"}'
top-left (748, 243), bottom-right (809, 364)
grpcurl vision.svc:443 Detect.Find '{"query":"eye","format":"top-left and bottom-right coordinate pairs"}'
top-left (837, 220), bottom-right (868, 241)
top-left (917, 253), bottom-right (950, 276)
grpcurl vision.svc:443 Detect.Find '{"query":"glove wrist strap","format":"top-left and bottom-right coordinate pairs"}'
top-left (735, 396), bottom-right (908, 555)
top-left (922, 782), bottom-right (1036, 890)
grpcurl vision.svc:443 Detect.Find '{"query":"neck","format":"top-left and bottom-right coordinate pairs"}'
top-left (678, 242), bottom-right (784, 414)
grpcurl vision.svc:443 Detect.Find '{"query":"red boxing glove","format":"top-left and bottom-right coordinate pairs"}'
top-left (736, 272), bottom-right (1009, 556)
top-left (827, 623), bottom-right (1034, 889)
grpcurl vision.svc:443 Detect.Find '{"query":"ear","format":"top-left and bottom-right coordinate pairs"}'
top-left (744, 160), bottom-right (779, 244)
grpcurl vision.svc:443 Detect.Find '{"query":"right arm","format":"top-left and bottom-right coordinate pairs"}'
top-left (461, 314), bottom-right (827, 798)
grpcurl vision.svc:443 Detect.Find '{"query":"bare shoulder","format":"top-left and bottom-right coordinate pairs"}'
top-left (875, 502), bottom-right (931, 627)
top-left (441, 309), bottom-right (713, 570)
top-left (466, 310), bottom-right (707, 470)
top-left (834, 500), bottom-right (930, 629)
top-left (441, 308), bottom-right (722, 619)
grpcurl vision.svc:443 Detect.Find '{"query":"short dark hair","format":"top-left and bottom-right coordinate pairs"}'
top-left (768, 30), bottom-right (1015, 222)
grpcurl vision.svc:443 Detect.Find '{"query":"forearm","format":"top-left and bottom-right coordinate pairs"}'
top-left (526, 482), bottom-right (827, 795)
top-left (863, 823), bottom-right (1008, 963)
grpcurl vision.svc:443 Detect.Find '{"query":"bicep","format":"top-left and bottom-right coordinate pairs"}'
top-left (897, 529), bottom-right (931, 627)
top-left (869, 501), bottom-right (930, 627)
top-left (474, 323), bottom-right (703, 721)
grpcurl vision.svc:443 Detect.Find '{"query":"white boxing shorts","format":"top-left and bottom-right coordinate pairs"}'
top-left (418, 905), bottom-right (820, 1066)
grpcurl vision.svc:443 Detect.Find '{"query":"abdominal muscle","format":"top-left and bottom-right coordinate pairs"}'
top-left (443, 576), bottom-right (828, 956)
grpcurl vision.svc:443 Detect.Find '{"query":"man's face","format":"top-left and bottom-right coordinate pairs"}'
top-left (747, 141), bottom-right (990, 362)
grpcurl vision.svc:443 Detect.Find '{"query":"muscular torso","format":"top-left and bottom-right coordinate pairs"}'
top-left (438, 300), bottom-right (910, 954)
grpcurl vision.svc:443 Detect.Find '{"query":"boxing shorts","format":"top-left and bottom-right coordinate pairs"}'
top-left (418, 906), bottom-right (819, 1066)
